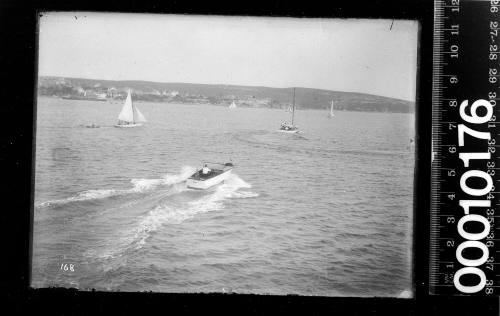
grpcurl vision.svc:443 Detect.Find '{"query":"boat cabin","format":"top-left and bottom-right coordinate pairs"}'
top-left (280, 123), bottom-right (298, 131)
top-left (189, 162), bottom-right (234, 180)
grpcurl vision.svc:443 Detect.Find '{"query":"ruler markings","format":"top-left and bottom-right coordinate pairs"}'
top-left (430, 0), bottom-right (500, 296)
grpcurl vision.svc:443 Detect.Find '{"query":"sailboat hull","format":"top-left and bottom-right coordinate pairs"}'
top-left (277, 129), bottom-right (300, 134)
top-left (114, 123), bottom-right (143, 128)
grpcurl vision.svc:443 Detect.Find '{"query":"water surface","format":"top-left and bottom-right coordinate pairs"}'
top-left (33, 97), bottom-right (415, 297)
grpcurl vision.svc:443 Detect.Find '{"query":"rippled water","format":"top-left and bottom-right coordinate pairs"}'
top-left (32, 96), bottom-right (415, 297)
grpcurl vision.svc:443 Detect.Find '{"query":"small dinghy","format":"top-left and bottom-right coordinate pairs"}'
top-left (186, 162), bottom-right (234, 190)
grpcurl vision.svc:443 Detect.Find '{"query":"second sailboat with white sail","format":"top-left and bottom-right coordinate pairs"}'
top-left (328, 100), bottom-right (335, 118)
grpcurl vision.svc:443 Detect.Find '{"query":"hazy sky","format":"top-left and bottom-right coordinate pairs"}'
top-left (38, 12), bottom-right (419, 101)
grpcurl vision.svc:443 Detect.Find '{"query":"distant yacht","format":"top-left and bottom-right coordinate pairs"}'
top-left (278, 88), bottom-right (299, 133)
top-left (328, 100), bottom-right (335, 118)
top-left (229, 100), bottom-right (237, 109)
top-left (285, 105), bottom-right (292, 113)
top-left (115, 89), bottom-right (147, 128)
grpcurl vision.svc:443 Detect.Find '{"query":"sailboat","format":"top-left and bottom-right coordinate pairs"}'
top-left (278, 88), bottom-right (299, 133)
top-left (328, 100), bottom-right (335, 118)
top-left (115, 89), bottom-right (147, 128)
top-left (229, 100), bottom-right (237, 109)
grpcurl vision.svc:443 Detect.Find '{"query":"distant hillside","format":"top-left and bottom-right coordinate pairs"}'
top-left (37, 76), bottom-right (415, 113)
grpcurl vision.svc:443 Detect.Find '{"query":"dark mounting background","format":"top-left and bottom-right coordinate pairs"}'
top-left (0, 0), bottom-right (497, 315)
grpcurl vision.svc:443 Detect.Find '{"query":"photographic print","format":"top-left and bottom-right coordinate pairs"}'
top-left (32, 13), bottom-right (418, 297)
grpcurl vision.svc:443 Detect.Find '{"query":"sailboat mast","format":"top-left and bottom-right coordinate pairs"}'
top-left (130, 90), bottom-right (135, 123)
top-left (292, 87), bottom-right (295, 125)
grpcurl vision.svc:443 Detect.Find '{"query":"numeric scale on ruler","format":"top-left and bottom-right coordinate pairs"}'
top-left (430, 0), bottom-right (500, 295)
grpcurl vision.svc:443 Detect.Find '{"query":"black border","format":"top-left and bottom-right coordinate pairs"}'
top-left (1, 0), bottom-right (499, 314)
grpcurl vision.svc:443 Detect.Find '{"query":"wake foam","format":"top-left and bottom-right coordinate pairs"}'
top-left (36, 166), bottom-right (197, 208)
top-left (132, 173), bottom-right (258, 249)
top-left (130, 166), bottom-right (196, 192)
top-left (37, 189), bottom-right (120, 208)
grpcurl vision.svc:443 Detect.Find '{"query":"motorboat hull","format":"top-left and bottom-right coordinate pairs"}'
top-left (187, 169), bottom-right (232, 190)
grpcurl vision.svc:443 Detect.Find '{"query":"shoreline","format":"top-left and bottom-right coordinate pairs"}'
top-left (37, 95), bottom-right (415, 114)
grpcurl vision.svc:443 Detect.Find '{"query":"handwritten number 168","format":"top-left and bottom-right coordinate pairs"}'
top-left (60, 263), bottom-right (74, 272)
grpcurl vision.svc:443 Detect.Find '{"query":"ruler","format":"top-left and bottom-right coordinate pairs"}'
top-left (430, 0), bottom-right (500, 295)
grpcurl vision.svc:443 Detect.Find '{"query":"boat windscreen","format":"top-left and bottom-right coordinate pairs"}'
top-left (203, 162), bottom-right (229, 169)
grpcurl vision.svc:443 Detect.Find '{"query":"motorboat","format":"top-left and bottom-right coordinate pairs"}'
top-left (186, 162), bottom-right (234, 190)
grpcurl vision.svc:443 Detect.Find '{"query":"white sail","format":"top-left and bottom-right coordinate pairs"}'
top-left (117, 90), bottom-right (135, 123)
top-left (134, 106), bottom-right (147, 122)
top-left (330, 100), bottom-right (335, 117)
top-left (229, 101), bottom-right (236, 109)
